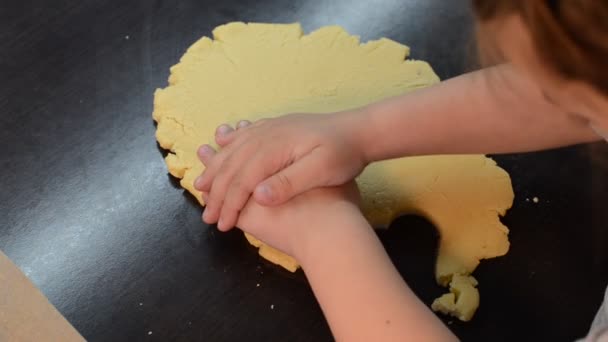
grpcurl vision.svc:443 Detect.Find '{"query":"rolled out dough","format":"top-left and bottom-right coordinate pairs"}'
top-left (153, 22), bottom-right (514, 321)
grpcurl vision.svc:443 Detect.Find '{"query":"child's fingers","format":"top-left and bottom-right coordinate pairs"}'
top-left (196, 125), bottom-right (233, 192)
top-left (200, 191), bottom-right (210, 221)
top-left (202, 140), bottom-right (257, 227)
top-left (196, 144), bottom-right (216, 166)
top-left (216, 120), bottom-right (253, 147)
top-left (194, 144), bottom-right (217, 191)
top-left (194, 146), bottom-right (219, 191)
top-left (201, 119), bottom-right (259, 226)
top-left (215, 124), bottom-right (233, 139)
top-left (215, 123), bottom-right (235, 147)
top-left (195, 143), bottom-right (233, 192)
top-left (217, 149), bottom-right (282, 231)
top-left (194, 146), bottom-right (214, 215)
top-left (215, 124), bottom-right (238, 147)
top-left (202, 182), bottom-right (222, 225)
top-left (237, 120), bottom-right (251, 129)
top-left (254, 149), bottom-right (326, 206)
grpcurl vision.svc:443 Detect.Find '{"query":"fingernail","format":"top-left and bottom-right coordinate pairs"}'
top-left (216, 124), bottom-right (232, 136)
top-left (256, 184), bottom-right (273, 201)
top-left (237, 120), bottom-right (251, 128)
top-left (198, 144), bottom-right (211, 156)
top-left (194, 175), bottom-right (203, 188)
top-left (218, 218), bottom-right (224, 230)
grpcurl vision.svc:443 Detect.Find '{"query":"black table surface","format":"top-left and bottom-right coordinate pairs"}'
top-left (2, 1), bottom-right (608, 341)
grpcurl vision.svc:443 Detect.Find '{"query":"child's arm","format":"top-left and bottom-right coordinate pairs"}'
top-left (199, 144), bottom-right (456, 341)
top-left (296, 204), bottom-right (457, 342)
top-left (236, 189), bottom-right (456, 342)
top-left (359, 63), bottom-right (599, 162)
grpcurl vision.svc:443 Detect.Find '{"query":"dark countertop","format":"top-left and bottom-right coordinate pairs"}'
top-left (1, 1), bottom-right (607, 341)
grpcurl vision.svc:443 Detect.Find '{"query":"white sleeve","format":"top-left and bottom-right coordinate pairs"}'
top-left (590, 124), bottom-right (608, 141)
top-left (581, 286), bottom-right (608, 342)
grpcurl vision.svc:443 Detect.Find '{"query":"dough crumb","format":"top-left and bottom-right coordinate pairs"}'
top-left (532, 196), bottom-right (539, 203)
top-left (256, 283), bottom-right (260, 287)
top-left (147, 331), bottom-right (152, 335)
top-left (431, 274), bottom-right (479, 322)
top-left (125, 35), bottom-right (130, 40)
top-left (139, 302), bottom-right (143, 306)
top-left (270, 304), bottom-right (274, 310)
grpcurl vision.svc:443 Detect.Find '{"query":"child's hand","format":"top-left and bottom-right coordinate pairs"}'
top-left (194, 111), bottom-right (369, 231)
top-left (237, 183), bottom-right (361, 260)
top-left (197, 142), bottom-right (362, 258)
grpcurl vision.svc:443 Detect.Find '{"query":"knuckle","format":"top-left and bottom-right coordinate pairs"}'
top-left (227, 180), bottom-right (251, 204)
top-left (207, 154), bottom-right (225, 174)
top-left (218, 155), bottom-right (237, 176)
top-left (198, 169), bottom-right (209, 182)
top-left (210, 173), bottom-right (230, 198)
top-left (276, 173), bottom-right (293, 192)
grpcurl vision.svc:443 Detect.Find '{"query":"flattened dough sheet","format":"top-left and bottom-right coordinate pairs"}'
top-left (153, 22), bottom-right (514, 321)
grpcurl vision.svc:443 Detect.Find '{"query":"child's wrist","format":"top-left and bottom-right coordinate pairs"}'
top-left (331, 108), bottom-right (374, 165)
top-left (293, 202), bottom-right (369, 270)
top-left (344, 106), bottom-right (377, 165)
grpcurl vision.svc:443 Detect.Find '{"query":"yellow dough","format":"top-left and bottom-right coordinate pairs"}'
top-left (153, 22), bottom-right (514, 321)
top-left (431, 274), bottom-right (480, 322)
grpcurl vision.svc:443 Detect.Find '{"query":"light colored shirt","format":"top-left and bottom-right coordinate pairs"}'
top-left (584, 125), bottom-right (608, 341)
top-left (584, 286), bottom-right (608, 341)
top-left (591, 125), bottom-right (608, 141)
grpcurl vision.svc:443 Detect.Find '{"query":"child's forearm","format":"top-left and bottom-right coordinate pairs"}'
top-left (297, 206), bottom-right (456, 342)
top-left (352, 64), bottom-right (598, 162)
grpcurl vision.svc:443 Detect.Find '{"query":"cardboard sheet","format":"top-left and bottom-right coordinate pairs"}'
top-left (0, 250), bottom-right (84, 342)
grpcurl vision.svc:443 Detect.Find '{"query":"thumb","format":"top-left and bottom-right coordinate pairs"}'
top-left (253, 152), bottom-right (324, 206)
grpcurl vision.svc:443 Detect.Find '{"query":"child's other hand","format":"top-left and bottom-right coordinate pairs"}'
top-left (197, 142), bottom-right (362, 259)
top-left (194, 111), bottom-right (368, 231)
top-left (237, 183), bottom-right (361, 260)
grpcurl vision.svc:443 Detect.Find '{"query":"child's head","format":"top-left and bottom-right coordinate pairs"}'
top-left (472, 0), bottom-right (608, 131)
